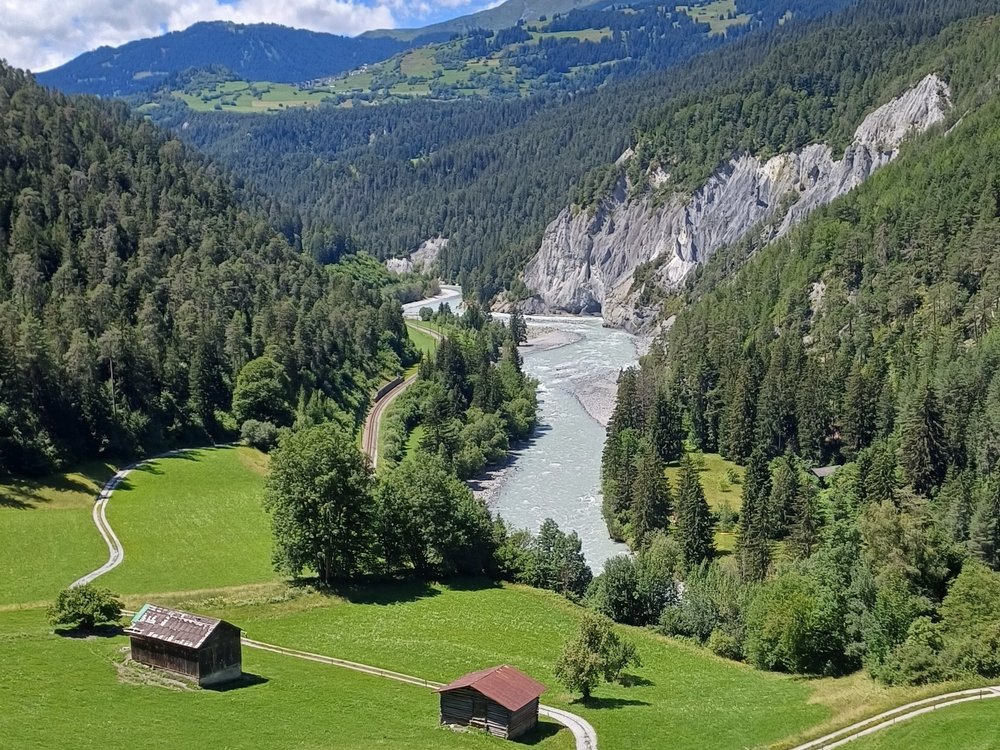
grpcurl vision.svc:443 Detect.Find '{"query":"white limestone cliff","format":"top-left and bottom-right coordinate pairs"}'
top-left (515, 74), bottom-right (951, 331)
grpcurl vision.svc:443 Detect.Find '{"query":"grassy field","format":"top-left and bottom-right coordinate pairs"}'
top-left (176, 82), bottom-right (334, 113)
top-left (676, 0), bottom-right (752, 34)
top-left (0, 608), bottom-right (570, 749)
top-left (1, 462), bottom-right (117, 606)
top-left (665, 452), bottom-right (744, 513)
top-left (847, 699), bottom-right (1000, 749)
top-left (406, 320), bottom-right (441, 358)
top-left (159, 581), bottom-right (951, 750)
top-left (99, 446), bottom-right (278, 596)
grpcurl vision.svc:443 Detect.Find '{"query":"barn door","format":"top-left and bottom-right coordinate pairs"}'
top-left (472, 696), bottom-right (487, 723)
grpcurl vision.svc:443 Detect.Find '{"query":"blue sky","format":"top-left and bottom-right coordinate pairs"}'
top-left (1, 0), bottom-right (503, 72)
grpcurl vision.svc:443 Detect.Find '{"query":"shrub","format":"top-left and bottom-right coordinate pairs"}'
top-left (707, 628), bottom-right (742, 660)
top-left (48, 585), bottom-right (123, 630)
top-left (241, 419), bottom-right (279, 451)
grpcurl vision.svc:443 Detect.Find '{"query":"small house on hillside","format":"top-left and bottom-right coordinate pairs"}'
top-left (125, 604), bottom-right (242, 686)
top-left (810, 465), bottom-right (842, 483)
top-left (438, 665), bottom-right (545, 740)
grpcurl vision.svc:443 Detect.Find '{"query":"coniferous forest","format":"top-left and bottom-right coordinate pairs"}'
top-left (0, 64), bottom-right (416, 475)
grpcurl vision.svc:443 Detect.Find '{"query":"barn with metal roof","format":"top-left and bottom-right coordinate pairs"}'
top-left (124, 604), bottom-right (242, 686)
top-left (437, 665), bottom-right (545, 740)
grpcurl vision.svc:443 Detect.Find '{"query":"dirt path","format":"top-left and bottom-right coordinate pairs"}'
top-left (361, 323), bottom-right (443, 468)
top-left (788, 686), bottom-right (1000, 749)
top-left (242, 638), bottom-right (599, 749)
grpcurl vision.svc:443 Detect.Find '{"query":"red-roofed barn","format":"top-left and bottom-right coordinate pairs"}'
top-left (438, 665), bottom-right (545, 739)
top-left (124, 604), bottom-right (242, 686)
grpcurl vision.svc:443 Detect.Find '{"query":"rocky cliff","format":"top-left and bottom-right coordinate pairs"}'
top-left (515, 74), bottom-right (951, 331)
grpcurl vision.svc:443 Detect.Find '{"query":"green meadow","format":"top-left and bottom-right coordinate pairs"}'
top-left (847, 699), bottom-right (1000, 750)
top-left (100, 446), bottom-right (277, 596)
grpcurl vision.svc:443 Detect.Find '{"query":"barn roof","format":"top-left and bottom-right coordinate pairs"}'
top-left (811, 465), bottom-right (842, 479)
top-left (438, 665), bottom-right (545, 712)
top-left (124, 604), bottom-right (237, 649)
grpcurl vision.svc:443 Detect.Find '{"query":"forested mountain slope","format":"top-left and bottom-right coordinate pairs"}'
top-left (158, 0), bottom-right (994, 301)
top-left (35, 22), bottom-right (415, 97)
top-left (594, 13), bottom-right (1000, 685)
top-left (0, 64), bottom-right (412, 476)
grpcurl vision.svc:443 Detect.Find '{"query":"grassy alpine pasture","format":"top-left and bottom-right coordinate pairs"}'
top-left (170, 582), bottom-right (952, 750)
top-left (0, 609), bottom-right (570, 749)
top-left (847, 699), bottom-right (1000, 750)
top-left (99, 446), bottom-right (277, 596)
top-left (0, 462), bottom-right (116, 606)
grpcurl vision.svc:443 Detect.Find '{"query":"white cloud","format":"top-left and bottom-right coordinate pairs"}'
top-left (0, 0), bottom-right (417, 72)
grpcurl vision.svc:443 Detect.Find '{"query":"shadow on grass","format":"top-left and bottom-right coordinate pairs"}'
top-left (617, 673), bottom-right (654, 688)
top-left (0, 468), bottom-right (110, 509)
top-left (577, 695), bottom-right (651, 709)
top-left (514, 721), bottom-right (564, 745)
top-left (204, 672), bottom-right (269, 692)
top-left (54, 624), bottom-right (124, 639)
top-left (318, 579), bottom-right (443, 605)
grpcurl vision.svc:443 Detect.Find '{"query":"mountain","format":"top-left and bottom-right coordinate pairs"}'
top-left (0, 62), bottom-right (413, 475)
top-left (35, 22), bottom-right (415, 97)
top-left (361, 0), bottom-right (596, 41)
top-left (152, 0), bottom-right (980, 303)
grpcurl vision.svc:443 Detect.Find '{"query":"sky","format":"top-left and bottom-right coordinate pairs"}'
top-left (0, 0), bottom-right (499, 72)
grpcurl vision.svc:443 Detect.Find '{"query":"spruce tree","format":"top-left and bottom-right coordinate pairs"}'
top-left (648, 388), bottom-right (685, 464)
top-left (508, 307), bottom-right (528, 345)
top-left (630, 439), bottom-right (672, 548)
top-left (789, 482), bottom-right (819, 560)
top-left (969, 477), bottom-right (1000, 570)
top-left (720, 361), bottom-right (757, 463)
top-left (901, 384), bottom-right (947, 495)
top-left (737, 447), bottom-right (773, 582)
top-left (674, 453), bottom-right (715, 566)
top-left (769, 453), bottom-right (800, 539)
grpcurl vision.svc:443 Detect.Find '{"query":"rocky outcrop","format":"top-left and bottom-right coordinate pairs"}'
top-left (516, 74), bottom-right (951, 330)
top-left (385, 236), bottom-right (447, 274)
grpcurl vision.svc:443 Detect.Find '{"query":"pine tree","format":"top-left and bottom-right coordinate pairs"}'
top-left (737, 447), bottom-right (773, 582)
top-left (630, 439), bottom-right (672, 548)
top-left (796, 358), bottom-right (829, 464)
top-left (674, 453), bottom-right (715, 567)
top-left (608, 368), bottom-right (644, 435)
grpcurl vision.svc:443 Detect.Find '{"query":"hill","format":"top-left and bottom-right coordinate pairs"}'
top-left (35, 21), bottom-right (417, 97)
top-left (0, 62), bottom-right (414, 476)
top-left (361, 0), bottom-right (597, 41)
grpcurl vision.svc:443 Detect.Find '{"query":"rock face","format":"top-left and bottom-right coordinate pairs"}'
top-left (517, 74), bottom-right (951, 330)
top-left (385, 237), bottom-right (447, 274)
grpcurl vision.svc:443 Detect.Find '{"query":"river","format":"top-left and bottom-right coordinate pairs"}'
top-left (491, 316), bottom-right (635, 572)
top-left (402, 286), bottom-right (636, 573)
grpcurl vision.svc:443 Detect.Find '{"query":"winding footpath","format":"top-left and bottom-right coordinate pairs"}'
top-left (361, 322), bottom-right (443, 468)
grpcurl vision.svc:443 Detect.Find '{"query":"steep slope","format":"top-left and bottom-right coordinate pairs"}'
top-left (0, 63), bottom-right (411, 475)
top-left (520, 74), bottom-right (952, 328)
top-left (36, 22), bottom-right (412, 97)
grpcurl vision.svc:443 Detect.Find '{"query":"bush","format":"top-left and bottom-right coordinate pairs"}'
top-left (241, 419), bottom-right (279, 451)
top-left (707, 628), bottom-right (743, 660)
top-left (48, 585), bottom-right (123, 630)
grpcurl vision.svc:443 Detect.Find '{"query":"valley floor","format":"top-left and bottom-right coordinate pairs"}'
top-left (2, 445), bottom-right (995, 748)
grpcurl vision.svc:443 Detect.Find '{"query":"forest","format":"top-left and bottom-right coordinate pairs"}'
top-left (596, 13), bottom-right (1000, 686)
top-left (0, 63), bottom-right (417, 475)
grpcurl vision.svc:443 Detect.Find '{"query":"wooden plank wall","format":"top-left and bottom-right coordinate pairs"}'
top-left (440, 688), bottom-right (515, 738)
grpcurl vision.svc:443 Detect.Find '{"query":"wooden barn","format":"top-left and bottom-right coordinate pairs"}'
top-left (124, 604), bottom-right (242, 686)
top-left (438, 665), bottom-right (545, 740)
